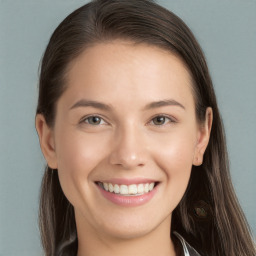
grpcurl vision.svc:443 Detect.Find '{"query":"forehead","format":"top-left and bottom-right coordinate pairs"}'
top-left (61, 40), bottom-right (195, 110)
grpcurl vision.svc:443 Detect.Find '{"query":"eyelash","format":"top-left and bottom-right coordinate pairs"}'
top-left (80, 114), bottom-right (176, 127)
top-left (80, 115), bottom-right (108, 126)
top-left (148, 114), bottom-right (176, 126)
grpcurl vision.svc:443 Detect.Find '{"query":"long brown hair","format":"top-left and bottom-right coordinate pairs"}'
top-left (36, 0), bottom-right (255, 255)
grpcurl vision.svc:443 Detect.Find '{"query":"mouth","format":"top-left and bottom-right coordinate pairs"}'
top-left (96, 181), bottom-right (159, 196)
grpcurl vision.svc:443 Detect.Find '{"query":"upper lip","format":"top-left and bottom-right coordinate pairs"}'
top-left (96, 178), bottom-right (158, 185)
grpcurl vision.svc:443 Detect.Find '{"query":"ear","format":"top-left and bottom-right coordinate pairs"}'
top-left (193, 107), bottom-right (213, 166)
top-left (35, 114), bottom-right (58, 169)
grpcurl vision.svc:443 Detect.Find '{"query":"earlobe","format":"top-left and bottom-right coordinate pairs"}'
top-left (193, 107), bottom-right (213, 166)
top-left (35, 114), bottom-right (58, 169)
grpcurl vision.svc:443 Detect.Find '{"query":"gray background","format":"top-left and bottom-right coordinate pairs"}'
top-left (0, 0), bottom-right (255, 255)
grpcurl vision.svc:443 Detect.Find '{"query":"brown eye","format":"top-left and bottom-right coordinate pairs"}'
top-left (152, 116), bottom-right (172, 125)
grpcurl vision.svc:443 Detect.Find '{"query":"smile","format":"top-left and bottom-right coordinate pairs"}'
top-left (96, 180), bottom-right (159, 206)
top-left (97, 182), bottom-right (156, 196)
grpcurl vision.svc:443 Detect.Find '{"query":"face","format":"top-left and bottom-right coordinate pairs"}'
top-left (37, 40), bottom-right (211, 241)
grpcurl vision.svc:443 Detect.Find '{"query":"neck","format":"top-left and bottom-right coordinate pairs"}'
top-left (75, 210), bottom-right (176, 256)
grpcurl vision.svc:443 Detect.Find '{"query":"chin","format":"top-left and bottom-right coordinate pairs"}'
top-left (101, 222), bottom-right (155, 240)
top-left (94, 210), bottom-right (166, 240)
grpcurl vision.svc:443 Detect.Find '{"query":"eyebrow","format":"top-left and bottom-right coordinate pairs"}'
top-left (69, 99), bottom-right (185, 111)
top-left (143, 99), bottom-right (185, 111)
top-left (70, 99), bottom-right (112, 111)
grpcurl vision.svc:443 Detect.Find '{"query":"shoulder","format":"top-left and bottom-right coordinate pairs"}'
top-left (173, 232), bottom-right (202, 256)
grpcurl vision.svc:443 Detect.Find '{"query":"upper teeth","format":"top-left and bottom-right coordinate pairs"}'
top-left (100, 182), bottom-right (155, 195)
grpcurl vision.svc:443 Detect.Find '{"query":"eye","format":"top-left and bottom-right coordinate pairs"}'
top-left (81, 115), bottom-right (107, 126)
top-left (150, 115), bottom-right (174, 126)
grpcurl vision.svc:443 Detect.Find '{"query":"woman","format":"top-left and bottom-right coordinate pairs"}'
top-left (35, 0), bottom-right (255, 255)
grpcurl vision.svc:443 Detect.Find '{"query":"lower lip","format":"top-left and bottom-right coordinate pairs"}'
top-left (97, 184), bottom-right (158, 207)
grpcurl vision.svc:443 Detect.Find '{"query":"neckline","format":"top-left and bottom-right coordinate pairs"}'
top-left (173, 232), bottom-right (201, 256)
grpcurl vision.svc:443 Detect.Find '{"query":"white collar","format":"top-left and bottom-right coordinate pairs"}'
top-left (173, 232), bottom-right (201, 256)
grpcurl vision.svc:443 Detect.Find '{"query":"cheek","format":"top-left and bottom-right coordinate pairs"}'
top-left (150, 131), bottom-right (196, 205)
top-left (151, 127), bottom-right (196, 172)
top-left (56, 127), bottom-right (110, 169)
top-left (157, 139), bottom-right (194, 181)
top-left (54, 128), bottom-right (110, 204)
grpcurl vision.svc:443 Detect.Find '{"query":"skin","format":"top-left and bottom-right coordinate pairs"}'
top-left (36, 40), bottom-right (212, 256)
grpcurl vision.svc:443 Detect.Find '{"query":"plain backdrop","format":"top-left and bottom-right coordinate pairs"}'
top-left (0, 0), bottom-right (255, 255)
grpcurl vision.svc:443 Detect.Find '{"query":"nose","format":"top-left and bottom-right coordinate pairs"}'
top-left (109, 126), bottom-right (146, 170)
